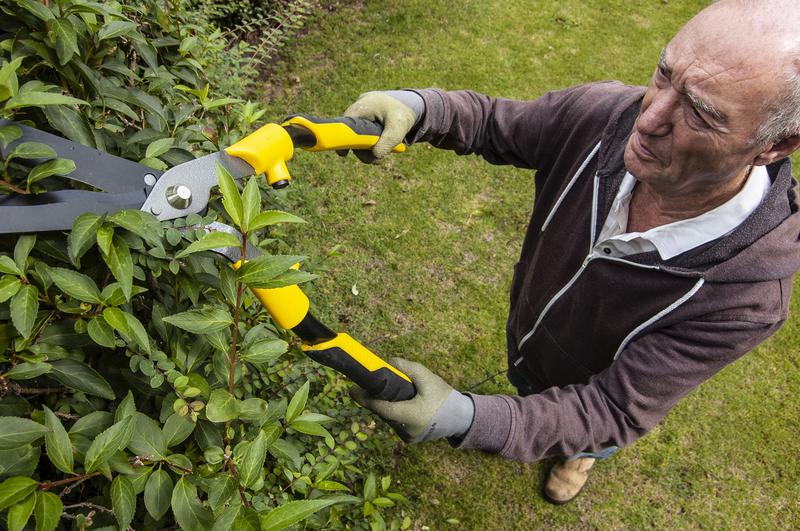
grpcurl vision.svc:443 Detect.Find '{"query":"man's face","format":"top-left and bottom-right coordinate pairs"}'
top-left (623, 18), bottom-right (782, 194)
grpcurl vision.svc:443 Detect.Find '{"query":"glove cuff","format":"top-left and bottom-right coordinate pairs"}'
top-left (383, 90), bottom-right (426, 125)
top-left (417, 390), bottom-right (474, 442)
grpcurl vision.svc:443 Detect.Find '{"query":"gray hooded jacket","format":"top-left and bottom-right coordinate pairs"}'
top-left (407, 82), bottom-right (800, 461)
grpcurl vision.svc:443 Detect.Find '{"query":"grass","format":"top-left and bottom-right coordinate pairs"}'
top-left (261, 0), bottom-right (800, 528)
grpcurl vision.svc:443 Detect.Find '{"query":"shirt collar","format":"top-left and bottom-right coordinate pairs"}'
top-left (609, 166), bottom-right (771, 260)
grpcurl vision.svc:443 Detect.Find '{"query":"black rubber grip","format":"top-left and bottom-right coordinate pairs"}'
top-left (291, 313), bottom-right (337, 344)
top-left (304, 346), bottom-right (416, 401)
top-left (284, 114), bottom-right (385, 138)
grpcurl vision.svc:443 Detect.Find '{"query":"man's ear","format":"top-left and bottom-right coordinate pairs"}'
top-left (753, 134), bottom-right (800, 165)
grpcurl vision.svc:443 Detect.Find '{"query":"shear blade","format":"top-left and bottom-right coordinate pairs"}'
top-left (140, 151), bottom-right (254, 221)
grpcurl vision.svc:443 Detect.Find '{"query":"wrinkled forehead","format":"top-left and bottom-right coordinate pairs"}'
top-left (665, 11), bottom-right (793, 114)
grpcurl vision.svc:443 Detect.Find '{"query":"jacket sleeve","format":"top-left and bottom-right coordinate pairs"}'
top-left (452, 318), bottom-right (784, 462)
top-left (408, 81), bottom-right (636, 171)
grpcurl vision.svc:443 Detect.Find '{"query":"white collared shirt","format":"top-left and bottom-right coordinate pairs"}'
top-left (595, 166), bottom-right (771, 260)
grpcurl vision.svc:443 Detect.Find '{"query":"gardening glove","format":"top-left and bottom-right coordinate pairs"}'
top-left (339, 90), bottom-right (424, 163)
top-left (349, 357), bottom-right (474, 443)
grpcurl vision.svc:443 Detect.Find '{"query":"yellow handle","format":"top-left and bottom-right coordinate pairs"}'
top-left (282, 115), bottom-right (407, 153)
top-left (232, 261), bottom-right (310, 329)
top-left (225, 123), bottom-right (294, 187)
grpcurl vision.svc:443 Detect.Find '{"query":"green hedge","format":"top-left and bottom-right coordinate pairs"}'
top-left (0, 1), bottom-right (407, 529)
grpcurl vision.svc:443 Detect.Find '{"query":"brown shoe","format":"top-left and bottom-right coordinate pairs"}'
top-left (543, 457), bottom-right (595, 505)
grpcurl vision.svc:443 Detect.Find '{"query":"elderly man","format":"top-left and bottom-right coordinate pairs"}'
top-left (344, 0), bottom-right (800, 504)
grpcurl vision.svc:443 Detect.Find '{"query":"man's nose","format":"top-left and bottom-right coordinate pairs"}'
top-left (637, 90), bottom-right (675, 137)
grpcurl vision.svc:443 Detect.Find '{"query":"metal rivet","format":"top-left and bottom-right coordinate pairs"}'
top-left (166, 185), bottom-right (192, 209)
top-left (144, 173), bottom-right (157, 186)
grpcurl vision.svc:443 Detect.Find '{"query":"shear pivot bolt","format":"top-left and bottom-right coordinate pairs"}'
top-left (166, 185), bottom-right (192, 209)
top-left (144, 173), bottom-right (157, 186)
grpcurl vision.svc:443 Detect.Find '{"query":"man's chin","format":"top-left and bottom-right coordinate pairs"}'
top-left (624, 144), bottom-right (660, 182)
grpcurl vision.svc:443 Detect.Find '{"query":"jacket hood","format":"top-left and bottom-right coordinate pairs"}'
top-left (597, 92), bottom-right (800, 284)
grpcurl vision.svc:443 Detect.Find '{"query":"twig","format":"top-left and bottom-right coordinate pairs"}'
top-left (38, 472), bottom-right (100, 492)
top-left (63, 502), bottom-right (113, 514)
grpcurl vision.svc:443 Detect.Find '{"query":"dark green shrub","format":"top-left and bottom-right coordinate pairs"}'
top-left (0, 0), bottom-right (409, 529)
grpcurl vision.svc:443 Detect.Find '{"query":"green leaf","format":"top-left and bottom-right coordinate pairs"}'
top-left (87, 316), bottom-right (116, 348)
top-left (68, 411), bottom-right (112, 439)
top-left (115, 390), bottom-right (136, 423)
top-left (8, 141), bottom-right (56, 162)
top-left (285, 380), bottom-right (310, 424)
top-left (260, 497), bottom-right (358, 531)
top-left (111, 475), bottom-right (135, 530)
top-left (0, 274), bottom-right (20, 303)
top-left (4, 362), bottom-right (51, 380)
top-left (0, 477), bottom-right (38, 510)
top-left (109, 210), bottom-right (163, 247)
top-left (0, 125), bottom-right (22, 150)
top-left (47, 267), bottom-right (102, 304)
top-left (240, 339), bottom-right (287, 365)
top-left (268, 438), bottom-right (301, 467)
top-left (0, 255), bottom-right (22, 276)
top-left (43, 105), bottom-right (95, 148)
top-left (98, 20), bottom-right (139, 41)
top-left (83, 416), bottom-right (133, 472)
top-left (68, 213), bottom-right (102, 266)
top-left (240, 177), bottom-right (261, 233)
top-left (50, 18), bottom-right (78, 65)
top-left (5, 92), bottom-right (87, 109)
top-left (235, 255), bottom-right (304, 287)
top-left (316, 480), bottom-right (350, 492)
top-left (216, 163), bottom-right (243, 228)
top-left (27, 158), bottom-right (76, 186)
top-left (10, 285), bottom-right (39, 339)
top-left (96, 224), bottom-right (113, 255)
top-left (205, 388), bottom-right (240, 423)
top-left (249, 210), bottom-right (306, 231)
top-left (174, 231), bottom-right (241, 259)
top-left (16, 0), bottom-right (55, 21)
top-left (237, 431), bottom-right (267, 488)
top-left (163, 307), bottom-right (232, 334)
top-left (253, 269), bottom-right (317, 290)
top-left (144, 468), bottom-right (172, 520)
top-left (13, 235), bottom-right (36, 273)
top-left (238, 398), bottom-right (268, 423)
top-left (364, 472), bottom-right (376, 501)
top-left (162, 413), bottom-right (195, 447)
top-left (6, 492), bottom-right (35, 531)
top-left (49, 359), bottom-right (115, 400)
top-left (101, 235), bottom-right (133, 301)
top-left (102, 308), bottom-right (151, 354)
top-left (171, 477), bottom-right (213, 531)
top-left (291, 420), bottom-right (334, 447)
top-left (42, 406), bottom-right (73, 474)
top-left (128, 413), bottom-right (167, 460)
top-left (212, 503), bottom-right (259, 531)
top-left (207, 474), bottom-right (236, 511)
top-left (33, 491), bottom-right (62, 531)
top-left (145, 137), bottom-right (175, 158)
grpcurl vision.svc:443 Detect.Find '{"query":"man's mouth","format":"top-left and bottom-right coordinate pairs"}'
top-left (631, 132), bottom-right (660, 164)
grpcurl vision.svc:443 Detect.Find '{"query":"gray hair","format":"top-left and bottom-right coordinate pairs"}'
top-left (754, 57), bottom-right (800, 146)
top-left (709, 0), bottom-right (800, 145)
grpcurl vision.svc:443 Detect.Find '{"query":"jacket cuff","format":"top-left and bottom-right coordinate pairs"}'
top-left (405, 88), bottom-right (446, 144)
top-left (449, 393), bottom-right (513, 453)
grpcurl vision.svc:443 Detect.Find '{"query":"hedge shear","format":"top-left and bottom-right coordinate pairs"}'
top-left (0, 116), bottom-right (416, 401)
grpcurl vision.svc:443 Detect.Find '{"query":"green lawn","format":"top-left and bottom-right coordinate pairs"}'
top-left (262, 0), bottom-right (800, 527)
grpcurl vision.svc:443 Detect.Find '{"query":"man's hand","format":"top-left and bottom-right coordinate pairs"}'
top-left (349, 358), bottom-right (474, 443)
top-left (340, 91), bottom-right (421, 162)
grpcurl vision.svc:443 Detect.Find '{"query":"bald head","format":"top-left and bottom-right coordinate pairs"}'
top-left (680, 0), bottom-right (800, 145)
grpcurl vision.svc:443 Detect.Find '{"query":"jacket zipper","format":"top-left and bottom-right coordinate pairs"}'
top-left (514, 164), bottom-right (695, 366)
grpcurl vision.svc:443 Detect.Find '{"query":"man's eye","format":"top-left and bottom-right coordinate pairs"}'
top-left (690, 107), bottom-right (710, 128)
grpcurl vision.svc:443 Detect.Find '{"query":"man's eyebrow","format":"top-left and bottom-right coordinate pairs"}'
top-left (687, 91), bottom-right (727, 123)
top-left (658, 48), bottom-right (672, 77)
